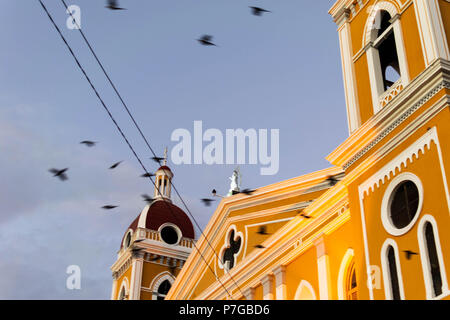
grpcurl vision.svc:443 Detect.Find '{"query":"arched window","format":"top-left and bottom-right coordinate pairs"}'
top-left (375, 11), bottom-right (401, 91)
top-left (418, 216), bottom-right (448, 299)
top-left (119, 286), bottom-right (126, 300)
top-left (346, 262), bottom-right (358, 300)
top-left (386, 245), bottom-right (401, 300)
top-left (424, 222), bottom-right (443, 297)
top-left (365, 5), bottom-right (409, 113)
top-left (156, 280), bottom-right (172, 300)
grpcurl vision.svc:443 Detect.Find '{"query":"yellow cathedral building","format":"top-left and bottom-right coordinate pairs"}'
top-left (111, 0), bottom-right (450, 300)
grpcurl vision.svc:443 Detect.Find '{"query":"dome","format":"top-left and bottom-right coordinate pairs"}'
top-left (120, 200), bottom-right (195, 249)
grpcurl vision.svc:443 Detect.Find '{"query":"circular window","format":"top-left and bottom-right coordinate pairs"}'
top-left (390, 180), bottom-right (419, 228)
top-left (381, 173), bottom-right (423, 236)
top-left (160, 225), bottom-right (180, 245)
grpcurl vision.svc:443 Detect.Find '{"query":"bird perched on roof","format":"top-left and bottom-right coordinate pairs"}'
top-left (197, 35), bottom-right (217, 46)
top-left (249, 6), bottom-right (271, 16)
top-left (49, 168), bottom-right (69, 181)
top-left (105, 0), bottom-right (126, 10)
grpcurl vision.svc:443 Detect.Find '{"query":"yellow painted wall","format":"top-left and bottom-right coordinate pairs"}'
top-left (285, 246), bottom-right (319, 299)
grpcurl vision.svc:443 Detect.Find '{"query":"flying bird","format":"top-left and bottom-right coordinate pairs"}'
top-left (201, 198), bottom-right (215, 207)
top-left (403, 250), bottom-right (419, 260)
top-left (80, 140), bottom-right (97, 147)
top-left (151, 156), bottom-right (165, 164)
top-left (49, 168), bottom-right (69, 181)
top-left (299, 212), bottom-right (312, 219)
top-left (239, 188), bottom-right (256, 195)
top-left (197, 35), bottom-right (217, 46)
top-left (326, 175), bottom-right (339, 186)
top-left (105, 0), bottom-right (126, 10)
top-left (256, 226), bottom-right (270, 235)
top-left (142, 194), bottom-right (155, 204)
top-left (249, 6), bottom-right (271, 16)
top-left (141, 172), bottom-right (156, 178)
top-left (109, 161), bottom-right (123, 169)
top-left (254, 244), bottom-right (265, 249)
top-left (102, 205), bottom-right (118, 210)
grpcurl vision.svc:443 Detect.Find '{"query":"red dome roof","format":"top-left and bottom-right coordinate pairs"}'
top-left (120, 200), bottom-right (195, 248)
top-left (157, 165), bottom-right (172, 172)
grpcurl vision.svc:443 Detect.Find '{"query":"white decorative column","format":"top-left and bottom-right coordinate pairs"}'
top-left (129, 254), bottom-right (144, 300)
top-left (261, 274), bottom-right (274, 300)
top-left (366, 43), bottom-right (385, 113)
top-left (336, 8), bottom-right (360, 134)
top-left (314, 236), bottom-right (332, 300)
top-left (413, 0), bottom-right (450, 66)
top-left (273, 265), bottom-right (287, 300)
top-left (391, 15), bottom-right (410, 86)
top-left (243, 287), bottom-right (255, 300)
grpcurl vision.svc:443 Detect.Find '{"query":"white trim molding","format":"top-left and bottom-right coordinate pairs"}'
top-left (417, 215), bottom-right (449, 299)
top-left (380, 238), bottom-right (405, 300)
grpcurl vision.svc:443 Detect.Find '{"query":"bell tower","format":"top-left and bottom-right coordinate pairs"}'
top-left (110, 155), bottom-right (195, 300)
top-left (329, 0), bottom-right (450, 134)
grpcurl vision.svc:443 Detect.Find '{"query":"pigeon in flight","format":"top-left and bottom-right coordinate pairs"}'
top-left (105, 0), bottom-right (126, 10)
top-left (151, 156), bottom-right (165, 164)
top-left (326, 175), bottom-right (339, 186)
top-left (254, 244), bottom-right (265, 249)
top-left (142, 194), bottom-right (155, 204)
top-left (80, 140), bottom-right (97, 147)
top-left (49, 168), bottom-right (69, 181)
top-left (141, 172), bottom-right (156, 178)
top-left (201, 198), bottom-right (216, 207)
top-left (403, 250), bottom-right (419, 260)
top-left (298, 212), bottom-right (312, 219)
top-left (239, 188), bottom-right (256, 196)
top-left (256, 226), bottom-right (270, 235)
top-left (102, 205), bottom-right (118, 210)
top-left (249, 7), bottom-right (271, 16)
top-left (197, 35), bottom-right (217, 46)
top-left (109, 161), bottom-right (123, 169)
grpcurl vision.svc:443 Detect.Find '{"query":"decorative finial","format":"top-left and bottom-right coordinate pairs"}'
top-left (163, 147), bottom-right (168, 166)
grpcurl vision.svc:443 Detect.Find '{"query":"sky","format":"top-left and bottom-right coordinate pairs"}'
top-left (0, 0), bottom-right (347, 299)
